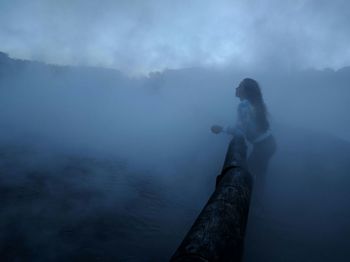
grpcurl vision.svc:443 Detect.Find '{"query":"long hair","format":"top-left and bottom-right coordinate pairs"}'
top-left (240, 78), bottom-right (269, 132)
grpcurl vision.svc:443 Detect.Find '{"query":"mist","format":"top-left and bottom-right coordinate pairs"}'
top-left (2, 0), bottom-right (350, 74)
top-left (1, 1), bottom-right (350, 261)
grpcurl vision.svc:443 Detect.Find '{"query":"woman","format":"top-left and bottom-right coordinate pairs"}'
top-left (212, 78), bottom-right (276, 209)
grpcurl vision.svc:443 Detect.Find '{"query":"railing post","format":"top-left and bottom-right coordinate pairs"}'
top-left (170, 135), bottom-right (252, 262)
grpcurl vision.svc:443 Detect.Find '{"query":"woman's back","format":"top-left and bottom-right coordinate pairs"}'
top-left (236, 99), bottom-right (270, 143)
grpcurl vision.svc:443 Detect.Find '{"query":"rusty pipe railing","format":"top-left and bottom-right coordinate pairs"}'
top-left (170, 135), bottom-right (252, 262)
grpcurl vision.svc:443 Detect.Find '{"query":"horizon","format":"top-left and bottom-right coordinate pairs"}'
top-left (2, 50), bottom-right (350, 77)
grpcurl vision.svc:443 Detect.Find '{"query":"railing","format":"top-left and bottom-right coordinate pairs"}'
top-left (170, 135), bottom-right (252, 262)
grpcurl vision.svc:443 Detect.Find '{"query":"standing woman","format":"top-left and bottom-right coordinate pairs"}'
top-left (212, 78), bottom-right (276, 209)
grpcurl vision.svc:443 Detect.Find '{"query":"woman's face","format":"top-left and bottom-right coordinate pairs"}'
top-left (235, 83), bottom-right (244, 99)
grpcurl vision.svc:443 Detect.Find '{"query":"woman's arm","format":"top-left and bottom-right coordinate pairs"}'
top-left (211, 101), bottom-right (253, 136)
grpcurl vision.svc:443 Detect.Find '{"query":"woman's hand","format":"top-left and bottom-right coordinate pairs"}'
top-left (211, 125), bottom-right (223, 134)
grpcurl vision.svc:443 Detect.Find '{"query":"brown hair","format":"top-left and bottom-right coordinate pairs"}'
top-left (240, 78), bottom-right (269, 132)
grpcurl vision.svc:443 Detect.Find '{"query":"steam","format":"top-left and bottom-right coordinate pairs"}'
top-left (1, 0), bottom-right (350, 74)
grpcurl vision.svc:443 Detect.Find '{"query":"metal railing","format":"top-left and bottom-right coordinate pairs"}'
top-left (170, 135), bottom-right (252, 262)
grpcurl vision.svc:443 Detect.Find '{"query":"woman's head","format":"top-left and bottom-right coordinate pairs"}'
top-left (235, 78), bottom-right (261, 102)
top-left (236, 78), bottom-right (269, 132)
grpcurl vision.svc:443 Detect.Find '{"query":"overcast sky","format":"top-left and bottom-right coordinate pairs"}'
top-left (1, 0), bottom-right (350, 74)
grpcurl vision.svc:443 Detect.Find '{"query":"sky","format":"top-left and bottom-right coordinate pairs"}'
top-left (1, 0), bottom-right (350, 75)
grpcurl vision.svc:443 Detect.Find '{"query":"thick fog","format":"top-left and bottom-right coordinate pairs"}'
top-left (1, 52), bottom-right (350, 261)
top-left (0, 1), bottom-right (350, 261)
top-left (1, 0), bottom-right (350, 74)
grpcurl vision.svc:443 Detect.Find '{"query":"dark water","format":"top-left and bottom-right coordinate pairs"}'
top-left (1, 125), bottom-right (350, 261)
top-left (0, 143), bottom-right (218, 261)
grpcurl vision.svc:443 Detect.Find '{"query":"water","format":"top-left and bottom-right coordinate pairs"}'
top-left (1, 125), bottom-right (350, 261)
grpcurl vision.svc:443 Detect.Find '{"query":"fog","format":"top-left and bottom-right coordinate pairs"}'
top-left (1, 0), bottom-right (350, 74)
top-left (1, 1), bottom-right (350, 261)
top-left (1, 52), bottom-right (350, 261)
